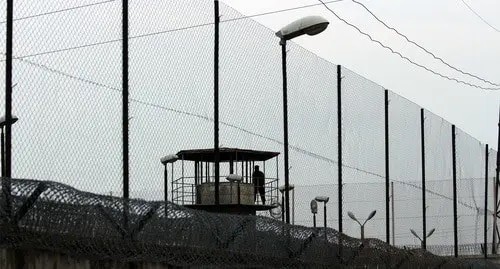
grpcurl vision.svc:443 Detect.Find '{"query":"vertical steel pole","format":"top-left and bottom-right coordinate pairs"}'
top-left (164, 164), bottom-right (168, 202)
top-left (337, 65), bottom-right (343, 257)
top-left (485, 144), bottom-right (489, 259)
top-left (384, 89), bottom-right (390, 244)
top-left (122, 0), bottom-right (130, 232)
top-left (391, 181), bottom-right (395, 246)
top-left (494, 173), bottom-right (498, 254)
top-left (1, 128), bottom-right (4, 177)
top-left (324, 203), bottom-right (327, 241)
top-left (452, 124), bottom-right (458, 257)
top-left (337, 65), bottom-right (343, 234)
top-left (421, 108), bottom-right (427, 250)
top-left (292, 188), bottom-right (295, 225)
top-left (4, 0), bottom-right (14, 219)
top-left (280, 38), bottom-right (290, 224)
top-left (213, 0), bottom-right (220, 205)
top-left (281, 194), bottom-right (285, 222)
top-left (494, 109), bottom-right (500, 254)
top-left (171, 162), bottom-right (175, 203)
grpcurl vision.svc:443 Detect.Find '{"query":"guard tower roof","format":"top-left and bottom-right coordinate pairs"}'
top-left (176, 147), bottom-right (279, 162)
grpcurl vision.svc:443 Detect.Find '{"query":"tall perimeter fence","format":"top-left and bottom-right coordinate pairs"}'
top-left (0, 0), bottom-right (498, 267)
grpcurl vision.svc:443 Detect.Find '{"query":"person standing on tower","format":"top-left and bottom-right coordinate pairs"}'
top-left (252, 165), bottom-right (266, 204)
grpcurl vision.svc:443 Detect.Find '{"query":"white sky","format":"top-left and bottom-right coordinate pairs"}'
top-left (223, 0), bottom-right (500, 149)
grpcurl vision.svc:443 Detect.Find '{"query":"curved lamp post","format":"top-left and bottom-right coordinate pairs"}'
top-left (0, 115), bottom-right (18, 177)
top-left (348, 210), bottom-right (377, 241)
top-left (315, 196), bottom-right (330, 240)
top-left (410, 228), bottom-right (435, 249)
top-left (276, 16), bottom-right (329, 224)
top-left (160, 154), bottom-right (178, 202)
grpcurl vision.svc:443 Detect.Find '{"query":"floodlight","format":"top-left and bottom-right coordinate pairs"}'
top-left (160, 154), bottom-right (178, 165)
top-left (310, 199), bottom-right (318, 214)
top-left (367, 210), bottom-right (377, 221)
top-left (315, 196), bottom-right (329, 203)
top-left (276, 16), bottom-right (329, 41)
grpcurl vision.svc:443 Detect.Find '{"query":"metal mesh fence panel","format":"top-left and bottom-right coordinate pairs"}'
top-left (424, 110), bottom-right (454, 255)
top-left (388, 91), bottom-right (423, 246)
top-left (2, 1), bottom-right (123, 195)
top-left (342, 67), bottom-right (385, 242)
top-left (128, 0), bottom-right (214, 200)
top-left (456, 128), bottom-right (486, 255)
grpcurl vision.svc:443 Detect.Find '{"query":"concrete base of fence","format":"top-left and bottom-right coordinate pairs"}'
top-left (0, 248), bottom-right (173, 269)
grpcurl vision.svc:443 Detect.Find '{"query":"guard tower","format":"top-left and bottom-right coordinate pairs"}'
top-left (171, 147), bottom-right (279, 215)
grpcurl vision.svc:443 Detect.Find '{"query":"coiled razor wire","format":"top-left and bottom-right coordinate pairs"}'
top-left (0, 177), bottom-right (496, 268)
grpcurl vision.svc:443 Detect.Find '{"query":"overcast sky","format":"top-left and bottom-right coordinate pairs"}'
top-left (223, 0), bottom-right (500, 149)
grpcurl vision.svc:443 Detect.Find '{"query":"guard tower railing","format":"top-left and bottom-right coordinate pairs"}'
top-left (172, 176), bottom-right (279, 207)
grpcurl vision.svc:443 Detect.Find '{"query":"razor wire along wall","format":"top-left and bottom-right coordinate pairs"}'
top-left (1, 178), bottom-right (492, 268)
top-left (0, 0), bottom-right (497, 262)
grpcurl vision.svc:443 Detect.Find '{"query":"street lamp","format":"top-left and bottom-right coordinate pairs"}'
top-left (160, 154), bottom-right (178, 202)
top-left (276, 16), bottom-right (329, 224)
top-left (410, 228), bottom-right (435, 249)
top-left (310, 199), bottom-right (318, 229)
top-left (279, 184), bottom-right (295, 224)
top-left (348, 210), bottom-right (377, 241)
top-left (0, 115), bottom-right (18, 177)
top-left (315, 195), bottom-right (330, 240)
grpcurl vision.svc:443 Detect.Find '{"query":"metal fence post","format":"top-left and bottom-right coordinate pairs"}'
top-left (213, 0), bottom-right (220, 206)
top-left (3, 0), bottom-right (14, 220)
top-left (420, 108), bottom-right (426, 250)
top-left (452, 124), bottom-right (458, 257)
top-left (385, 89), bottom-right (390, 244)
top-left (337, 65), bottom-right (343, 258)
top-left (485, 144), bottom-right (489, 259)
top-left (337, 65), bottom-right (343, 235)
top-left (122, 0), bottom-right (130, 233)
top-left (494, 109), bottom-right (500, 254)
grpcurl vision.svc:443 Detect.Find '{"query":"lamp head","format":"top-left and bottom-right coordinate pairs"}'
top-left (347, 211), bottom-right (357, 221)
top-left (310, 199), bottom-right (318, 214)
top-left (410, 229), bottom-right (421, 241)
top-left (279, 184), bottom-right (295, 193)
top-left (160, 154), bottom-right (178, 165)
top-left (427, 228), bottom-right (436, 238)
top-left (315, 196), bottom-right (329, 203)
top-left (367, 210), bottom-right (377, 221)
top-left (0, 115), bottom-right (18, 127)
top-left (278, 185), bottom-right (286, 193)
top-left (276, 16), bottom-right (329, 41)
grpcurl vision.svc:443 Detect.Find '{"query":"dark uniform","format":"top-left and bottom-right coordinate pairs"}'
top-left (252, 165), bottom-right (266, 204)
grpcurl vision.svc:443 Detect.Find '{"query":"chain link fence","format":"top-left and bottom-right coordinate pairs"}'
top-left (0, 0), bottom-right (498, 267)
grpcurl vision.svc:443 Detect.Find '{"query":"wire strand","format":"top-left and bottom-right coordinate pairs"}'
top-left (0, 0), bottom-right (343, 61)
top-left (459, 0), bottom-right (500, 33)
top-left (351, 0), bottom-right (499, 87)
top-left (0, 0), bottom-right (116, 24)
top-left (318, 0), bottom-right (499, 91)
